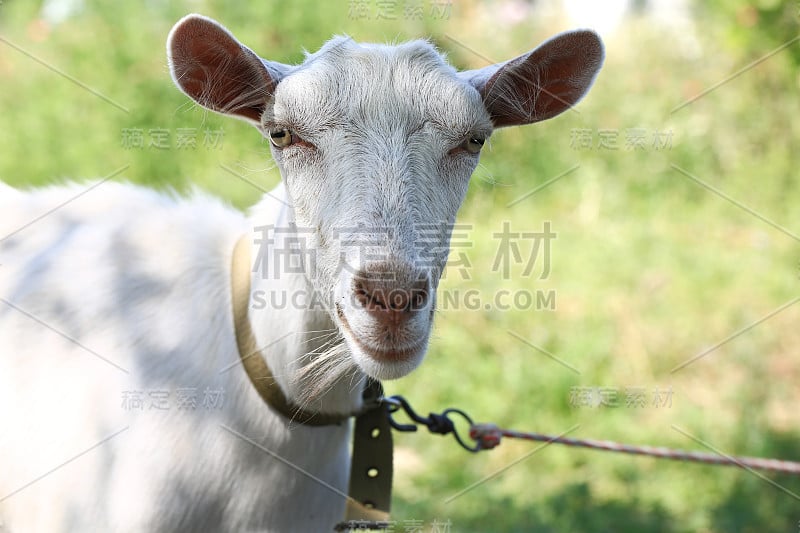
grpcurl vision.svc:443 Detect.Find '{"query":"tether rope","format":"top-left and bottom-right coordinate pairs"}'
top-left (469, 423), bottom-right (800, 475)
top-left (337, 396), bottom-right (800, 531)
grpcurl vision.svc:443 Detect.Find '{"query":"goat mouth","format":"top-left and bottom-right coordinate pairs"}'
top-left (335, 303), bottom-right (426, 364)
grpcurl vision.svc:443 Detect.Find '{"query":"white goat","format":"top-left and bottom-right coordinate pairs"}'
top-left (0, 14), bottom-right (603, 532)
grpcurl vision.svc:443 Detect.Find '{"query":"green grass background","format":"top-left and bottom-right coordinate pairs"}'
top-left (2, 1), bottom-right (799, 531)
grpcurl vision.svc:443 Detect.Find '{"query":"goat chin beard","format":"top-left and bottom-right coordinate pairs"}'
top-left (290, 334), bottom-right (426, 412)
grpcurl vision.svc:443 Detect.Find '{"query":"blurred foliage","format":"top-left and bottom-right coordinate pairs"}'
top-left (696, 0), bottom-right (800, 66)
top-left (1, 0), bottom-right (799, 531)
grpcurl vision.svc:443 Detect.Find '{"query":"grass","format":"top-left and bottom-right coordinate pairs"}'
top-left (2, 1), bottom-right (800, 531)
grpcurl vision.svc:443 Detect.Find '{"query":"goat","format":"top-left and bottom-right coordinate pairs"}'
top-left (0, 14), bottom-right (603, 532)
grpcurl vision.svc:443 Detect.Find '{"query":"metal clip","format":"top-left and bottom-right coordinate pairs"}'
top-left (382, 395), bottom-right (480, 453)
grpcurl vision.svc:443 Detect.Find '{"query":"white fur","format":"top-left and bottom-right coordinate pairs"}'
top-left (0, 14), bottom-right (603, 532)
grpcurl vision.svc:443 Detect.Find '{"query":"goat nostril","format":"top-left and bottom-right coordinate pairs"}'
top-left (352, 270), bottom-right (431, 314)
top-left (411, 288), bottom-right (427, 310)
top-left (409, 277), bottom-right (429, 311)
top-left (354, 280), bottom-right (370, 307)
top-left (370, 289), bottom-right (387, 311)
top-left (388, 289), bottom-right (409, 311)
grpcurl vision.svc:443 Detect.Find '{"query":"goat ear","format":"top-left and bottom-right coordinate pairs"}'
top-left (460, 30), bottom-right (604, 128)
top-left (167, 14), bottom-right (286, 125)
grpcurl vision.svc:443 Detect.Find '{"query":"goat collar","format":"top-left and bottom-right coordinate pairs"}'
top-left (230, 235), bottom-right (353, 426)
top-left (232, 235), bottom-right (394, 522)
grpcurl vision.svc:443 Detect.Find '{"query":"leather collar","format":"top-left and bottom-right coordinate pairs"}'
top-left (230, 235), bottom-right (351, 426)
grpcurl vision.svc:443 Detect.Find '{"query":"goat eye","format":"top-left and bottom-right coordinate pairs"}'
top-left (464, 136), bottom-right (485, 154)
top-left (268, 128), bottom-right (294, 148)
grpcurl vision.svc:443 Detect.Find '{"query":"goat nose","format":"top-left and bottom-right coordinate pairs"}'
top-left (353, 265), bottom-right (430, 326)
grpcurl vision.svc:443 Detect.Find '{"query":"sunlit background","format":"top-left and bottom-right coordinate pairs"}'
top-left (2, 0), bottom-right (799, 531)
